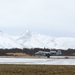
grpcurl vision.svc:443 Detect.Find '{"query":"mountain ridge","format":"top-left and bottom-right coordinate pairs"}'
top-left (0, 30), bottom-right (23, 49)
top-left (0, 30), bottom-right (75, 49)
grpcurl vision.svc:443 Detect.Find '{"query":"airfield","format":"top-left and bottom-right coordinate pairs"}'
top-left (0, 56), bottom-right (75, 65)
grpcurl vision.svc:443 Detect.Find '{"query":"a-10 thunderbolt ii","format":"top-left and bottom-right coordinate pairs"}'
top-left (35, 50), bottom-right (62, 58)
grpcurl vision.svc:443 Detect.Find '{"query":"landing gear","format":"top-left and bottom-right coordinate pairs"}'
top-left (46, 54), bottom-right (50, 58)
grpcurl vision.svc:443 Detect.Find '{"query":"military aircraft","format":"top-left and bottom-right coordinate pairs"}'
top-left (35, 50), bottom-right (62, 58)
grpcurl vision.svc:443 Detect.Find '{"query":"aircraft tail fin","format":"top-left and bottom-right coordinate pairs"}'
top-left (56, 50), bottom-right (62, 55)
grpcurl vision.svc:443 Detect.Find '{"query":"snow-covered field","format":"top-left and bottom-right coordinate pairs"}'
top-left (0, 58), bottom-right (75, 65)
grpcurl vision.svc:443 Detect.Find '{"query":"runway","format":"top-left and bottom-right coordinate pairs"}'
top-left (0, 58), bottom-right (75, 65)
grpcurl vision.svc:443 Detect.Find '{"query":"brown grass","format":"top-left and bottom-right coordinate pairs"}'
top-left (0, 65), bottom-right (75, 75)
top-left (6, 53), bottom-right (28, 56)
top-left (6, 53), bottom-right (30, 57)
top-left (5, 53), bottom-right (40, 58)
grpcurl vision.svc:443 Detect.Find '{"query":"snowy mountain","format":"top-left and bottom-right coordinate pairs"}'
top-left (55, 37), bottom-right (75, 49)
top-left (0, 31), bottom-right (23, 49)
top-left (0, 30), bottom-right (75, 49)
top-left (16, 31), bottom-right (75, 49)
top-left (17, 31), bottom-right (50, 48)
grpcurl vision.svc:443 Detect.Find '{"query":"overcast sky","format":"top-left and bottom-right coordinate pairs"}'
top-left (0, 0), bottom-right (75, 37)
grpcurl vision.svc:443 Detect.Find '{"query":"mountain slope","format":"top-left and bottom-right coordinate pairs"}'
top-left (17, 31), bottom-right (75, 49)
top-left (55, 37), bottom-right (75, 49)
top-left (0, 31), bottom-right (23, 49)
top-left (17, 31), bottom-right (48, 48)
top-left (16, 31), bottom-right (58, 49)
top-left (0, 30), bottom-right (75, 49)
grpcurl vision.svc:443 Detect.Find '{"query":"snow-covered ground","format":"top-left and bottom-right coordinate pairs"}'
top-left (0, 58), bottom-right (75, 65)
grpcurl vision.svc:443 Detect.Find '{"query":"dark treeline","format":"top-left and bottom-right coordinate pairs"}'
top-left (0, 48), bottom-right (75, 56)
top-left (0, 48), bottom-right (50, 56)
